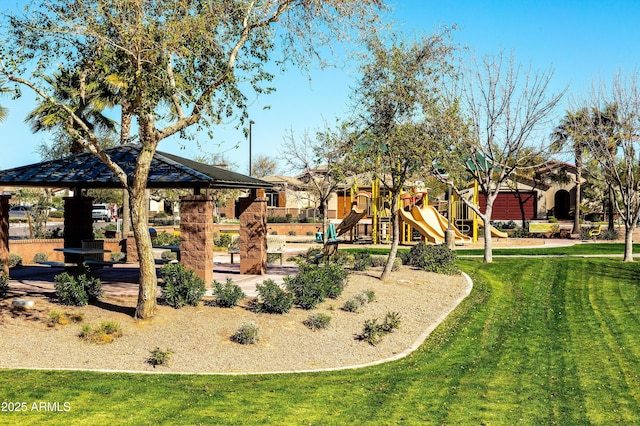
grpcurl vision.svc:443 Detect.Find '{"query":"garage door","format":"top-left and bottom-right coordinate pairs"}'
top-left (479, 191), bottom-right (536, 221)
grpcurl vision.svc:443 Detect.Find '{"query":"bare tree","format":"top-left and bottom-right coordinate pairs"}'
top-left (580, 73), bottom-right (640, 261)
top-left (279, 128), bottom-right (346, 241)
top-left (435, 52), bottom-right (564, 263)
top-left (252, 154), bottom-right (279, 178)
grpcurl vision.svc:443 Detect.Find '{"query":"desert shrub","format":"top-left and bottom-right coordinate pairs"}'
top-left (288, 230), bottom-right (297, 236)
top-left (600, 228), bottom-right (619, 241)
top-left (356, 311), bottom-right (401, 345)
top-left (161, 250), bottom-right (178, 262)
top-left (152, 231), bottom-right (180, 246)
top-left (48, 210), bottom-right (64, 219)
top-left (342, 298), bottom-right (362, 312)
top-left (306, 231), bottom-right (314, 236)
top-left (342, 289), bottom-right (375, 312)
top-left (266, 253), bottom-right (282, 264)
top-left (255, 279), bottom-right (294, 314)
top-left (211, 278), bottom-right (245, 308)
top-left (8, 254), bottom-right (22, 268)
top-left (48, 310), bottom-right (84, 327)
top-left (55, 263), bottom-right (103, 304)
top-left (213, 232), bottom-right (233, 248)
top-left (0, 273), bottom-right (8, 298)
top-left (400, 242), bottom-right (458, 275)
top-left (580, 226), bottom-right (592, 240)
top-left (33, 252), bottom-right (48, 263)
top-left (510, 228), bottom-right (530, 238)
top-left (231, 322), bottom-right (259, 345)
top-left (303, 313), bottom-right (332, 330)
top-left (159, 263), bottom-right (206, 308)
top-left (110, 252), bottom-right (126, 262)
top-left (370, 255), bottom-right (387, 267)
top-left (79, 321), bottom-right (123, 344)
top-left (284, 263), bottom-right (349, 309)
top-left (148, 347), bottom-right (173, 367)
top-left (352, 250), bottom-right (372, 271)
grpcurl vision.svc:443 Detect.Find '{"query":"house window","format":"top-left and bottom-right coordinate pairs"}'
top-left (266, 191), bottom-right (279, 207)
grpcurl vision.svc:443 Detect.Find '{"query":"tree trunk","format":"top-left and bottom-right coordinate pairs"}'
top-left (380, 195), bottom-right (399, 281)
top-left (608, 185), bottom-right (615, 231)
top-left (133, 117), bottom-right (159, 320)
top-left (482, 206), bottom-right (493, 263)
top-left (572, 169), bottom-right (581, 234)
top-left (120, 103), bottom-right (133, 237)
top-left (623, 225), bottom-right (634, 262)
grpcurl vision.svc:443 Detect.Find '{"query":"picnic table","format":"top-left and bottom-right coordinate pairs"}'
top-left (52, 247), bottom-right (113, 268)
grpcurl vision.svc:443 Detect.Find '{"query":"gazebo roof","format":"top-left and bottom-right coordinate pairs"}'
top-left (0, 144), bottom-right (272, 190)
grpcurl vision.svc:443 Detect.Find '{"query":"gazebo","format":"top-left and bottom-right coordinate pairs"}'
top-left (0, 144), bottom-right (273, 281)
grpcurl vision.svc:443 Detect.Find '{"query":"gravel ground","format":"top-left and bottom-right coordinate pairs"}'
top-left (0, 266), bottom-right (470, 374)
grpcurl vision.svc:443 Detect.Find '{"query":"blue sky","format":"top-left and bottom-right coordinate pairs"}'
top-left (1, 1), bottom-right (638, 173)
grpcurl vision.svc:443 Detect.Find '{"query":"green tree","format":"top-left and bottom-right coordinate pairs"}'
top-left (0, 0), bottom-right (384, 319)
top-left (551, 108), bottom-right (590, 234)
top-left (346, 32), bottom-right (456, 280)
top-left (435, 51), bottom-right (563, 263)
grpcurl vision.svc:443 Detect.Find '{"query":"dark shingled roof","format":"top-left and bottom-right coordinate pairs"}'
top-left (0, 144), bottom-right (272, 190)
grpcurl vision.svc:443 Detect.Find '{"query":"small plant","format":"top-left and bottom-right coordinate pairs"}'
top-left (79, 321), bottom-right (123, 344)
top-left (161, 250), bottom-right (178, 262)
top-left (342, 289), bottom-right (376, 312)
top-left (342, 298), bottom-right (362, 312)
top-left (303, 313), bottom-right (332, 330)
top-left (148, 347), bottom-right (174, 367)
top-left (352, 250), bottom-right (372, 271)
top-left (356, 312), bottom-right (402, 346)
top-left (211, 278), bottom-right (245, 308)
top-left (284, 263), bottom-right (349, 310)
top-left (152, 231), bottom-right (180, 246)
top-left (600, 228), bottom-right (619, 241)
top-left (231, 321), bottom-right (259, 345)
top-left (47, 310), bottom-right (84, 327)
top-left (0, 273), bottom-right (8, 298)
top-left (288, 230), bottom-right (297, 236)
top-left (33, 252), bottom-right (48, 264)
top-left (159, 263), bottom-right (206, 308)
top-left (7, 254), bottom-right (22, 269)
top-left (110, 252), bottom-right (126, 262)
top-left (254, 279), bottom-right (294, 314)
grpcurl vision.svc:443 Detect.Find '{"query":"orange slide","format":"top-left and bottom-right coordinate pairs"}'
top-left (399, 205), bottom-right (472, 245)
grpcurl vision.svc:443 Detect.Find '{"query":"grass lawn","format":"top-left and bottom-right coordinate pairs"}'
top-left (1, 256), bottom-right (639, 424)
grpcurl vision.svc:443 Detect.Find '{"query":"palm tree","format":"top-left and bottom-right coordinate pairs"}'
top-left (552, 108), bottom-right (590, 234)
top-left (25, 68), bottom-right (118, 155)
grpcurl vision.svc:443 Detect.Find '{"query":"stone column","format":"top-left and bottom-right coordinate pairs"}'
top-left (237, 195), bottom-right (267, 275)
top-left (179, 195), bottom-right (215, 283)
top-left (63, 196), bottom-right (94, 263)
top-left (0, 195), bottom-right (10, 275)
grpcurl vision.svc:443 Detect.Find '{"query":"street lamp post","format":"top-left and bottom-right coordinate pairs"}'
top-left (249, 120), bottom-right (255, 176)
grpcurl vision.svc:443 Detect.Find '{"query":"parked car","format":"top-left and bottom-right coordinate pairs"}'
top-left (9, 205), bottom-right (32, 221)
top-left (92, 204), bottom-right (112, 222)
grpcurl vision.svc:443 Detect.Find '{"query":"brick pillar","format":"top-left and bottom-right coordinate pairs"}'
top-left (0, 195), bottom-right (10, 275)
top-left (179, 195), bottom-right (215, 283)
top-left (237, 195), bottom-right (267, 275)
top-left (63, 197), bottom-right (94, 263)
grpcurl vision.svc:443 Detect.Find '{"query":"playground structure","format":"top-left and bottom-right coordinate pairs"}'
top-left (399, 205), bottom-right (472, 245)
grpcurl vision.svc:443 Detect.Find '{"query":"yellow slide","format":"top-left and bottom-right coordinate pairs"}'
top-left (478, 220), bottom-right (509, 238)
top-left (336, 207), bottom-right (367, 237)
top-left (399, 205), bottom-right (472, 245)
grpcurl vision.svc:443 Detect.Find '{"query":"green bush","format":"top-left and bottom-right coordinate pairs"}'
top-left (231, 322), bottom-right (260, 345)
top-left (211, 278), bottom-right (245, 308)
top-left (255, 279), bottom-right (294, 314)
top-left (400, 242), bottom-right (458, 275)
top-left (159, 263), bottom-right (206, 308)
top-left (288, 230), bottom-right (297, 236)
top-left (161, 250), bottom-right (178, 261)
top-left (342, 289), bottom-right (375, 312)
top-left (0, 273), bottom-right (8, 298)
top-left (284, 263), bottom-right (349, 310)
top-left (352, 250), bottom-right (372, 271)
top-left (600, 228), bottom-right (619, 241)
top-left (8, 254), bottom-right (22, 269)
top-left (303, 313), bottom-right (332, 330)
top-left (53, 270), bottom-right (103, 306)
top-left (147, 347), bottom-right (173, 367)
top-left (79, 321), bottom-right (123, 344)
top-left (152, 231), bottom-right (180, 246)
top-left (213, 232), bottom-right (233, 248)
top-left (356, 311), bottom-right (401, 345)
top-left (33, 252), bottom-right (48, 263)
top-left (110, 252), bottom-right (126, 262)
top-left (48, 210), bottom-right (64, 219)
